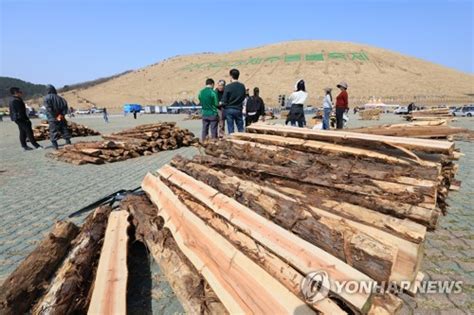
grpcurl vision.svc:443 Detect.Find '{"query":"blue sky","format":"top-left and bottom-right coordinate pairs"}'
top-left (1, 0), bottom-right (473, 86)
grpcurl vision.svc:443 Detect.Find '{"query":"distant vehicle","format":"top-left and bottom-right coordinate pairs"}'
top-left (91, 108), bottom-right (104, 114)
top-left (452, 105), bottom-right (474, 117)
top-left (75, 109), bottom-right (91, 115)
top-left (394, 106), bottom-right (409, 115)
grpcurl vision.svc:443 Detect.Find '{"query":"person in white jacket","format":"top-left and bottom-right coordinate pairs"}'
top-left (322, 87), bottom-right (333, 130)
top-left (287, 79), bottom-right (308, 127)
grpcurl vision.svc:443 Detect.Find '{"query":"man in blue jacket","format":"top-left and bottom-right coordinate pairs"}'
top-left (43, 85), bottom-right (72, 149)
top-left (9, 87), bottom-right (42, 150)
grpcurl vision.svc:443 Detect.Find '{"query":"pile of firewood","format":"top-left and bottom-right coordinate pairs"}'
top-left (48, 122), bottom-right (198, 165)
top-left (32, 120), bottom-right (100, 141)
top-left (349, 119), bottom-right (474, 140)
top-left (405, 108), bottom-right (453, 121)
top-left (2, 124), bottom-right (464, 314)
top-left (358, 108), bottom-right (382, 120)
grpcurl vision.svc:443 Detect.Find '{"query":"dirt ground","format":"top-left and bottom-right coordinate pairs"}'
top-left (0, 112), bottom-right (472, 314)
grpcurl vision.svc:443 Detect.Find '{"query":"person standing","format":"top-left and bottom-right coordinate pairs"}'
top-left (221, 69), bottom-right (246, 134)
top-left (335, 82), bottom-right (349, 129)
top-left (287, 80), bottom-right (308, 127)
top-left (103, 107), bottom-right (109, 123)
top-left (322, 88), bottom-right (333, 130)
top-left (245, 87), bottom-right (265, 126)
top-left (43, 84), bottom-right (71, 149)
top-left (8, 87), bottom-right (42, 150)
top-left (199, 78), bottom-right (219, 141)
top-left (215, 79), bottom-right (226, 138)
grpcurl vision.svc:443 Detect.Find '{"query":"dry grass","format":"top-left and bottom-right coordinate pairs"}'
top-left (57, 41), bottom-right (474, 111)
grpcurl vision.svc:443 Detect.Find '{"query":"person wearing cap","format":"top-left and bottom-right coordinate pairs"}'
top-left (335, 81), bottom-right (349, 129)
top-left (8, 87), bottom-right (43, 151)
top-left (215, 79), bottom-right (226, 138)
top-left (322, 87), bottom-right (333, 130)
top-left (287, 79), bottom-right (308, 127)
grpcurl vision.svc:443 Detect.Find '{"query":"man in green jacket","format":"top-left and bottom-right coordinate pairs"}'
top-left (198, 78), bottom-right (219, 141)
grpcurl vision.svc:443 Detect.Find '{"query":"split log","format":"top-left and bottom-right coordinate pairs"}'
top-left (32, 206), bottom-right (112, 315)
top-left (123, 195), bottom-right (227, 315)
top-left (231, 133), bottom-right (439, 167)
top-left (190, 155), bottom-right (438, 210)
top-left (167, 162), bottom-right (424, 286)
top-left (88, 210), bottom-right (129, 315)
top-left (368, 294), bottom-right (403, 315)
top-left (349, 125), bottom-right (469, 139)
top-left (169, 186), bottom-right (346, 314)
top-left (0, 221), bottom-right (79, 315)
top-left (175, 159), bottom-right (426, 245)
top-left (265, 175), bottom-right (440, 229)
top-left (149, 168), bottom-right (375, 312)
top-left (245, 124), bottom-right (455, 155)
top-left (206, 139), bottom-right (440, 188)
top-left (142, 174), bottom-right (314, 314)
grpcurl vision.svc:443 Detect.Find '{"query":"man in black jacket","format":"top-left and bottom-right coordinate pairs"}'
top-left (220, 69), bottom-right (246, 134)
top-left (43, 84), bottom-right (71, 149)
top-left (245, 87), bottom-right (265, 126)
top-left (8, 87), bottom-right (42, 150)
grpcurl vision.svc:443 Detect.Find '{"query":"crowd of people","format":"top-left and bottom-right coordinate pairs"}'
top-left (198, 68), bottom-right (266, 141)
top-left (8, 68), bottom-right (351, 149)
top-left (199, 68), bottom-right (350, 141)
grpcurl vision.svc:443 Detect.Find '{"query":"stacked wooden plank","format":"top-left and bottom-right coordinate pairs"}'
top-left (3, 124), bottom-right (463, 314)
top-left (48, 122), bottom-right (198, 165)
top-left (128, 124), bottom-right (461, 313)
top-left (33, 120), bottom-right (100, 140)
top-left (358, 108), bottom-right (382, 120)
top-left (349, 120), bottom-right (474, 140)
top-left (405, 108), bottom-right (453, 121)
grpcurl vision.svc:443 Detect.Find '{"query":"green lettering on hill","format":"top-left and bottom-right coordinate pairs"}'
top-left (328, 52), bottom-right (347, 60)
top-left (284, 54), bottom-right (301, 62)
top-left (305, 53), bottom-right (324, 61)
top-left (180, 51), bottom-right (370, 70)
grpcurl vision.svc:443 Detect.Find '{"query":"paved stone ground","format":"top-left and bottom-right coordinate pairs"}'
top-left (0, 113), bottom-right (472, 314)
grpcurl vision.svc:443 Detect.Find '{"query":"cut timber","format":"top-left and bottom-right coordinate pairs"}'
top-left (308, 206), bottom-right (424, 285)
top-left (245, 124), bottom-right (454, 154)
top-left (33, 206), bottom-right (113, 315)
top-left (142, 174), bottom-right (314, 314)
top-left (171, 187), bottom-right (346, 314)
top-left (88, 211), bottom-right (129, 315)
top-left (191, 155), bottom-right (437, 210)
top-left (266, 176), bottom-right (439, 229)
top-left (207, 139), bottom-right (439, 192)
top-left (153, 167), bottom-right (374, 312)
top-left (169, 161), bottom-right (422, 285)
top-left (349, 125), bottom-right (469, 139)
top-left (232, 133), bottom-right (438, 168)
top-left (123, 195), bottom-right (227, 315)
top-left (0, 221), bottom-right (79, 315)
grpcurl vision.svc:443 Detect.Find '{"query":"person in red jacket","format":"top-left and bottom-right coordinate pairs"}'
top-left (335, 81), bottom-right (349, 129)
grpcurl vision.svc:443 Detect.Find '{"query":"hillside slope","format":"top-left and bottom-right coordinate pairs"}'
top-left (0, 77), bottom-right (47, 106)
top-left (58, 41), bottom-right (474, 110)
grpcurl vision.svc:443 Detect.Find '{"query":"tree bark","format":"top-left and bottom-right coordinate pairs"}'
top-left (122, 195), bottom-right (228, 315)
top-left (32, 206), bottom-right (112, 315)
top-left (0, 221), bottom-right (79, 315)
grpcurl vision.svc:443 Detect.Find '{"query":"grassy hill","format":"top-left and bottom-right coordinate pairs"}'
top-left (40, 41), bottom-right (474, 110)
